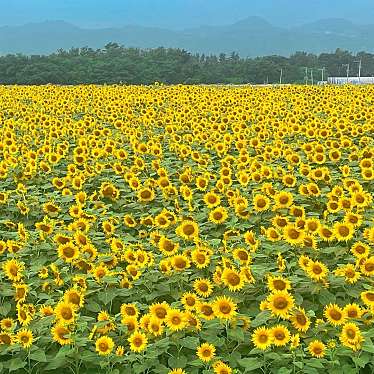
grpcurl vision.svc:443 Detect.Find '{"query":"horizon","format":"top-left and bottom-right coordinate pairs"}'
top-left (1, 0), bottom-right (374, 29)
top-left (0, 15), bottom-right (371, 31)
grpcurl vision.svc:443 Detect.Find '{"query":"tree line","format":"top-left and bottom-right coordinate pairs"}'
top-left (0, 43), bottom-right (373, 85)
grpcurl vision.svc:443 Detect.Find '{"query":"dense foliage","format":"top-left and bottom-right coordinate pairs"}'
top-left (1, 45), bottom-right (374, 85)
top-left (0, 84), bottom-right (373, 374)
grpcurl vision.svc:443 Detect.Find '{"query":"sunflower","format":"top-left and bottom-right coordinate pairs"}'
top-left (0, 332), bottom-right (13, 345)
top-left (271, 325), bottom-right (290, 346)
top-left (191, 248), bottom-right (211, 269)
top-left (267, 291), bottom-right (294, 319)
top-left (267, 275), bottom-right (291, 292)
top-left (150, 302), bottom-right (169, 321)
top-left (209, 206), bottom-right (228, 224)
top-left (171, 254), bottom-right (191, 271)
top-left (116, 345), bottom-right (125, 356)
top-left (95, 335), bottom-right (114, 356)
top-left (273, 191), bottom-right (293, 209)
top-left (193, 278), bottom-right (213, 298)
top-left (265, 227), bottom-right (282, 242)
top-left (128, 331), bottom-right (148, 353)
top-left (283, 224), bottom-right (304, 245)
top-left (252, 194), bottom-right (270, 212)
top-left (17, 304), bottom-right (33, 326)
top-left (51, 324), bottom-right (72, 345)
top-left (360, 256), bottom-right (374, 276)
top-left (121, 316), bottom-right (138, 334)
top-left (165, 309), bottom-right (186, 331)
top-left (340, 322), bottom-right (362, 346)
top-left (360, 290), bottom-right (374, 307)
top-left (64, 289), bottom-right (84, 309)
top-left (17, 329), bottom-right (33, 349)
top-left (54, 302), bottom-right (76, 324)
top-left (308, 340), bottom-right (326, 358)
top-left (197, 302), bottom-right (215, 320)
top-left (318, 225), bottom-right (335, 241)
top-left (305, 218), bottom-right (321, 234)
top-left (251, 327), bottom-right (273, 350)
top-left (0, 318), bottom-right (15, 331)
top-left (158, 236), bottom-right (179, 257)
top-left (290, 333), bottom-right (300, 350)
top-left (221, 268), bottom-right (244, 292)
top-left (176, 220), bottom-right (199, 241)
top-left (148, 316), bottom-right (164, 336)
top-left (97, 311), bottom-right (116, 334)
top-left (203, 191), bottom-right (221, 208)
top-left (0, 192), bottom-right (9, 204)
top-left (343, 303), bottom-right (362, 319)
top-left (350, 241), bottom-right (369, 258)
top-left (290, 307), bottom-right (311, 332)
top-left (3, 259), bottom-right (25, 282)
top-left (333, 222), bottom-right (355, 242)
top-left (196, 342), bottom-right (216, 362)
top-left (212, 296), bottom-right (237, 320)
top-left (154, 212), bottom-right (170, 229)
top-left (324, 304), bottom-right (346, 326)
top-left (213, 361), bottom-right (232, 374)
top-left (306, 260), bottom-right (329, 281)
top-left (334, 264), bottom-right (361, 283)
top-left (168, 369), bottom-right (186, 374)
top-left (120, 303), bottom-right (139, 318)
top-left (243, 230), bottom-right (258, 249)
top-left (14, 283), bottom-right (28, 303)
top-left (123, 214), bottom-right (137, 228)
top-left (137, 187), bottom-right (155, 202)
top-left (102, 220), bottom-right (115, 236)
top-left (232, 248), bottom-right (251, 265)
top-left (43, 201), bottom-right (60, 217)
top-left (57, 243), bottom-right (79, 263)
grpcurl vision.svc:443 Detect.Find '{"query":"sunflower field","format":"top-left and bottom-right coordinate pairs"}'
top-left (0, 84), bottom-right (373, 374)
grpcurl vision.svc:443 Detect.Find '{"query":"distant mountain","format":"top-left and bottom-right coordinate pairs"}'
top-left (1, 17), bottom-right (374, 56)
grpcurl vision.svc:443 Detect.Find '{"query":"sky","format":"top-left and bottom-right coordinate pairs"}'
top-left (1, 0), bottom-right (374, 29)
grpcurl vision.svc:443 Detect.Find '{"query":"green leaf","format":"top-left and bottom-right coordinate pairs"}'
top-left (180, 336), bottom-right (200, 349)
top-left (97, 288), bottom-right (117, 305)
top-left (188, 359), bottom-right (204, 367)
top-left (266, 352), bottom-right (282, 360)
top-left (306, 359), bottom-right (325, 369)
top-left (251, 310), bottom-right (271, 328)
top-left (9, 358), bottom-right (26, 372)
top-left (132, 363), bottom-right (147, 374)
top-left (237, 358), bottom-right (263, 371)
top-left (352, 353), bottom-right (370, 368)
top-left (302, 367), bottom-right (320, 374)
top-left (362, 340), bottom-right (374, 354)
top-left (86, 301), bottom-right (101, 313)
top-left (30, 348), bottom-right (47, 362)
top-left (152, 364), bottom-right (170, 374)
top-left (0, 302), bottom-right (11, 316)
top-left (228, 327), bottom-right (245, 342)
top-left (168, 356), bottom-right (188, 369)
top-left (277, 368), bottom-right (292, 374)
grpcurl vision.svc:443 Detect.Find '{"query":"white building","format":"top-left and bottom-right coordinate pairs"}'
top-left (327, 77), bottom-right (374, 85)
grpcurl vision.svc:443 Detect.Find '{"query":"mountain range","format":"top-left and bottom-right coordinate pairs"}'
top-left (1, 17), bottom-right (374, 57)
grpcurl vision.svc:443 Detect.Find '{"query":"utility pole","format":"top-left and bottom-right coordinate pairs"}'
top-left (342, 64), bottom-right (350, 83)
top-left (310, 69), bottom-right (314, 85)
top-left (279, 68), bottom-right (283, 85)
top-left (303, 67), bottom-right (308, 84)
top-left (318, 67), bottom-right (326, 82)
top-left (354, 59), bottom-right (362, 83)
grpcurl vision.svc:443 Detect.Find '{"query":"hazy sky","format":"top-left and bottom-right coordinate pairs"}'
top-left (1, 0), bottom-right (374, 28)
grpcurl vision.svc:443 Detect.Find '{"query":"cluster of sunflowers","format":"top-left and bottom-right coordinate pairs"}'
top-left (0, 84), bottom-right (373, 374)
